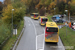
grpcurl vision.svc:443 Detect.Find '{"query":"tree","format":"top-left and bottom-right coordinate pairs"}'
top-left (2, 2), bottom-right (26, 28)
top-left (48, 2), bottom-right (56, 14)
top-left (4, 0), bottom-right (11, 6)
top-left (69, 1), bottom-right (75, 15)
top-left (56, 1), bottom-right (67, 14)
top-left (0, 2), bottom-right (3, 14)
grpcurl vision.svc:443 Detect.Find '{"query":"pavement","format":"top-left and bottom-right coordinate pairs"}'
top-left (16, 16), bottom-right (65, 50)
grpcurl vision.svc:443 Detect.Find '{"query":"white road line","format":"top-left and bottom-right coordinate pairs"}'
top-left (43, 28), bottom-right (45, 50)
top-left (28, 21), bottom-right (29, 22)
top-left (28, 18), bottom-right (37, 50)
top-left (29, 24), bottom-right (30, 26)
top-left (37, 34), bottom-right (44, 37)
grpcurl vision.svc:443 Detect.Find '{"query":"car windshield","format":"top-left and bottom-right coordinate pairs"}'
top-left (46, 27), bottom-right (58, 32)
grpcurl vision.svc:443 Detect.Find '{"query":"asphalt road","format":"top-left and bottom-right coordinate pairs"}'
top-left (16, 17), bottom-right (65, 50)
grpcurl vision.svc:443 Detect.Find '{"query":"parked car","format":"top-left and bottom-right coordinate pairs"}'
top-left (54, 19), bottom-right (66, 23)
top-left (52, 15), bottom-right (60, 20)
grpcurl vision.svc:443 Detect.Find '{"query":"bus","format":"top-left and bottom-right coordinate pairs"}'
top-left (30, 13), bottom-right (39, 19)
top-left (39, 16), bottom-right (48, 26)
top-left (30, 13), bottom-right (34, 19)
top-left (45, 22), bottom-right (59, 43)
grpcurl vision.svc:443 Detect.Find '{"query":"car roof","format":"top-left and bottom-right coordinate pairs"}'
top-left (53, 15), bottom-right (59, 17)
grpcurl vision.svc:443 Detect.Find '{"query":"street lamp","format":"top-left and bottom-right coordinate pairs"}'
top-left (54, 8), bottom-right (56, 15)
top-left (12, 9), bottom-right (14, 37)
top-left (45, 7), bottom-right (46, 15)
top-left (36, 8), bottom-right (38, 12)
top-left (65, 10), bottom-right (68, 36)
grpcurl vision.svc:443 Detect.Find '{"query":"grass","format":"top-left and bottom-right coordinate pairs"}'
top-left (2, 20), bottom-right (24, 50)
top-left (59, 27), bottom-right (75, 50)
top-left (47, 15), bottom-right (53, 22)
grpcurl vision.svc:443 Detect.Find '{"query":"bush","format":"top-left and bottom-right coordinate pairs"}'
top-left (0, 20), bottom-right (11, 45)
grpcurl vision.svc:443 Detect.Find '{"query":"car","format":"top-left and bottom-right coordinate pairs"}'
top-left (54, 19), bottom-right (66, 23)
top-left (52, 15), bottom-right (63, 20)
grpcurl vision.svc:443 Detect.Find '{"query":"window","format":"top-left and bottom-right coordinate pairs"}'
top-left (46, 27), bottom-right (58, 32)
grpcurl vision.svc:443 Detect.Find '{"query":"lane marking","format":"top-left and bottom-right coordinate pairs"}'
top-left (43, 28), bottom-right (45, 50)
top-left (29, 24), bottom-right (30, 26)
top-left (37, 34), bottom-right (44, 37)
top-left (28, 18), bottom-right (37, 50)
top-left (38, 49), bottom-right (43, 50)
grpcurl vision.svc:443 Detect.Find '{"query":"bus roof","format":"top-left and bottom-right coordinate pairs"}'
top-left (40, 16), bottom-right (47, 18)
top-left (31, 13), bottom-right (39, 14)
top-left (46, 22), bottom-right (58, 28)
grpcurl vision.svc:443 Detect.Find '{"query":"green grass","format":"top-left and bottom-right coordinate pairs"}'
top-left (59, 27), bottom-right (75, 50)
top-left (2, 20), bottom-right (24, 50)
top-left (47, 15), bottom-right (53, 22)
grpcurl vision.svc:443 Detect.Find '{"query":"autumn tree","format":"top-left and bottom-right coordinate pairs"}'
top-left (2, 2), bottom-right (26, 28)
top-left (48, 2), bottom-right (56, 14)
top-left (0, 2), bottom-right (3, 14)
top-left (69, 1), bottom-right (75, 15)
top-left (4, 0), bottom-right (11, 7)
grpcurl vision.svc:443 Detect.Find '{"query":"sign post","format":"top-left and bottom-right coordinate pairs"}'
top-left (65, 23), bottom-right (68, 36)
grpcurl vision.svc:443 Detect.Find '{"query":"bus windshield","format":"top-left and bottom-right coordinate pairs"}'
top-left (46, 27), bottom-right (58, 32)
top-left (31, 14), bottom-right (34, 16)
top-left (35, 14), bottom-right (38, 17)
top-left (42, 18), bottom-right (48, 22)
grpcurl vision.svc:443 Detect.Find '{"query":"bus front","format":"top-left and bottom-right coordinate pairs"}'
top-left (31, 13), bottom-right (34, 19)
top-left (34, 14), bottom-right (39, 19)
top-left (45, 22), bottom-right (59, 43)
top-left (40, 18), bottom-right (48, 26)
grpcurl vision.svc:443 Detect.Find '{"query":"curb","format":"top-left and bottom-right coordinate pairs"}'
top-left (12, 27), bottom-right (25, 50)
top-left (11, 20), bottom-right (26, 50)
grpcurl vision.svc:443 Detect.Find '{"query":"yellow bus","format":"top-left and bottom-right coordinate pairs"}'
top-left (30, 13), bottom-right (39, 19)
top-left (45, 22), bottom-right (59, 43)
top-left (39, 16), bottom-right (48, 26)
top-left (30, 13), bottom-right (34, 19)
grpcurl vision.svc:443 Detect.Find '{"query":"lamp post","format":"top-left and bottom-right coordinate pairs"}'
top-left (54, 8), bottom-right (56, 15)
top-left (36, 8), bottom-right (38, 12)
top-left (65, 10), bottom-right (68, 36)
top-left (45, 7), bottom-right (46, 15)
top-left (12, 9), bottom-right (14, 37)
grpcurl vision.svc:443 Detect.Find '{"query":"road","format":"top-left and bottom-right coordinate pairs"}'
top-left (16, 17), bottom-right (65, 50)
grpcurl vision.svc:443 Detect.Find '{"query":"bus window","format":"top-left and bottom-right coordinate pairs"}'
top-left (46, 27), bottom-right (58, 32)
top-left (31, 14), bottom-right (34, 16)
top-left (42, 18), bottom-right (48, 22)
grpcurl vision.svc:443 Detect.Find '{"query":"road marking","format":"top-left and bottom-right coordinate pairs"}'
top-left (43, 28), bottom-right (45, 50)
top-left (28, 21), bottom-right (29, 22)
top-left (38, 49), bottom-right (43, 50)
top-left (28, 18), bottom-right (37, 50)
top-left (37, 34), bottom-right (44, 37)
top-left (29, 24), bottom-right (30, 26)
